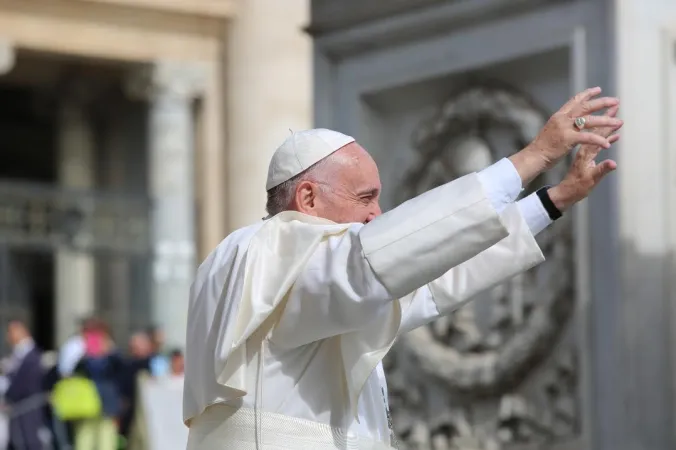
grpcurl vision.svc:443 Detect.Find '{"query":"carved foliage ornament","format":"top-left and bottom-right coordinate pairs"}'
top-left (388, 83), bottom-right (578, 450)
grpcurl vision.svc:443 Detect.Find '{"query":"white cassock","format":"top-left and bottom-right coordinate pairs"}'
top-left (183, 158), bottom-right (552, 449)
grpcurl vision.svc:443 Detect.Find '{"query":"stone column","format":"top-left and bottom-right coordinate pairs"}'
top-left (0, 39), bottom-right (15, 75)
top-left (128, 62), bottom-right (204, 349)
top-left (97, 99), bottom-right (132, 342)
top-left (194, 62), bottom-right (225, 260)
top-left (56, 98), bottom-right (96, 345)
top-left (225, 0), bottom-right (312, 228)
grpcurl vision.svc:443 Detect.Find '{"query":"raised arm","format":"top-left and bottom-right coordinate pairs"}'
top-left (399, 104), bottom-right (622, 333)
top-left (270, 89), bottom-right (621, 348)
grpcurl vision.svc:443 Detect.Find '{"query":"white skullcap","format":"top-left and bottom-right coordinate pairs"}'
top-left (266, 128), bottom-right (355, 190)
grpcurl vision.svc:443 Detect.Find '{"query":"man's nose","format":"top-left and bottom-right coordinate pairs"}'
top-left (364, 203), bottom-right (382, 223)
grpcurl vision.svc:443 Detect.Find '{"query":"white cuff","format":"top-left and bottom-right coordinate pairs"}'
top-left (517, 192), bottom-right (553, 236)
top-left (476, 158), bottom-right (523, 213)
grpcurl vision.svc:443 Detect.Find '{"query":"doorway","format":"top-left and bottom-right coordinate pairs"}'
top-left (0, 76), bottom-right (58, 353)
top-left (0, 249), bottom-right (55, 351)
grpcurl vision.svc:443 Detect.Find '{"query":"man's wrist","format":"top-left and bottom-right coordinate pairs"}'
top-left (547, 184), bottom-right (574, 212)
top-left (536, 186), bottom-right (563, 220)
top-left (508, 144), bottom-right (550, 186)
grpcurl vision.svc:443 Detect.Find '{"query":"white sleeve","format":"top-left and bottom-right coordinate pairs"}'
top-left (399, 202), bottom-right (545, 334)
top-left (477, 158), bottom-right (553, 235)
top-left (359, 172), bottom-right (509, 299)
top-left (398, 286), bottom-right (439, 335)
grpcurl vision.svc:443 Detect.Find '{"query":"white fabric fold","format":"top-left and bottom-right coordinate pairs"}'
top-left (359, 173), bottom-right (509, 298)
top-left (214, 213), bottom-right (348, 393)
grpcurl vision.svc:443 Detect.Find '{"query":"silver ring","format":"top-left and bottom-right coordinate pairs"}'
top-left (574, 116), bottom-right (587, 130)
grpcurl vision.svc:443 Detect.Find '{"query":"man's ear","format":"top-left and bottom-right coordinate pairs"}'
top-left (295, 180), bottom-right (318, 215)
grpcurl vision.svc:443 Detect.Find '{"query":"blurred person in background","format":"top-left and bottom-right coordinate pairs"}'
top-left (147, 325), bottom-right (170, 378)
top-left (57, 317), bottom-right (96, 379)
top-left (169, 349), bottom-right (184, 377)
top-left (4, 317), bottom-right (49, 450)
top-left (72, 319), bottom-right (124, 450)
top-left (49, 316), bottom-right (96, 447)
top-left (119, 331), bottom-right (152, 440)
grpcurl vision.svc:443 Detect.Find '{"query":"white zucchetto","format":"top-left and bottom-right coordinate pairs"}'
top-left (266, 128), bottom-right (355, 190)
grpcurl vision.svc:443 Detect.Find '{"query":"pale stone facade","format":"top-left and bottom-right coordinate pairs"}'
top-left (0, 0), bottom-right (312, 350)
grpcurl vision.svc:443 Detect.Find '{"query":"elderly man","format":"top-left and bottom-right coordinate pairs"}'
top-left (184, 88), bottom-right (622, 450)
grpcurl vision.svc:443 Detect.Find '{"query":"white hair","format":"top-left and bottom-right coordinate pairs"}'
top-left (265, 155), bottom-right (338, 217)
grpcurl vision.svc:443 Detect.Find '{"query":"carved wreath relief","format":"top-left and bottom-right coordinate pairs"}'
top-left (387, 84), bottom-right (579, 450)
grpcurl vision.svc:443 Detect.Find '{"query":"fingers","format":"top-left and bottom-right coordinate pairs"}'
top-left (535, 88), bottom-right (621, 168)
top-left (580, 134), bottom-right (621, 163)
top-left (573, 131), bottom-right (612, 149)
top-left (592, 159), bottom-right (617, 183)
top-left (577, 109), bottom-right (622, 154)
top-left (571, 97), bottom-right (620, 117)
top-left (581, 115), bottom-right (623, 130)
top-left (561, 87), bottom-right (602, 113)
top-left (577, 106), bottom-right (622, 152)
top-left (560, 86), bottom-right (620, 118)
top-left (606, 105), bottom-right (620, 118)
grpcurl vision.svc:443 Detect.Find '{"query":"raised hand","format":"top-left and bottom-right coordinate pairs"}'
top-left (547, 104), bottom-right (622, 211)
top-left (509, 87), bottom-right (622, 184)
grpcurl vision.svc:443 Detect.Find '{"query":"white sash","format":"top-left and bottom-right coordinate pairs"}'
top-left (187, 404), bottom-right (396, 450)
